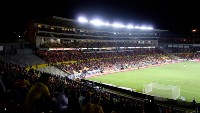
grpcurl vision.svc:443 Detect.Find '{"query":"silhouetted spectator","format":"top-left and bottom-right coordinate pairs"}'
top-left (24, 73), bottom-right (52, 113)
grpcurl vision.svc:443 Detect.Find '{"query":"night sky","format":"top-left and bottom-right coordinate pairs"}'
top-left (1, 0), bottom-right (199, 36)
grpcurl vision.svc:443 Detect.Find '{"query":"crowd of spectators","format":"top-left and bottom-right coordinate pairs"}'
top-left (35, 49), bottom-right (172, 75)
top-left (193, 52), bottom-right (200, 60)
top-left (1, 46), bottom-right (200, 113)
top-left (38, 38), bottom-right (156, 48)
top-left (167, 48), bottom-right (200, 59)
top-left (0, 60), bottom-right (195, 113)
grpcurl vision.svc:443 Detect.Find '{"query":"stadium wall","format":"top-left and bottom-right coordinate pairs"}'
top-left (17, 48), bottom-right (33, 54)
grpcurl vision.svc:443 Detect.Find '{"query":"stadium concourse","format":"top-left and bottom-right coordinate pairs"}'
top-left (1, 16), bottom-right (200, 113)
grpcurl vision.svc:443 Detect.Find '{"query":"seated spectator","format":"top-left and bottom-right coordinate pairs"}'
top-left (13, 75), bottom-right (31, 104)
top-left (78, 92), bottom-right (85, 106)
top-left (53, 87), bottom-right (68, 113)
top-left (14, 75), bottom-right (30, 89)
top-left (24, 73), bottom-right (52, 113)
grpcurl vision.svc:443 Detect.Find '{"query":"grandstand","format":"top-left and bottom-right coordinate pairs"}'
top-left (0, 16), bottom-right (200, 113)
top-left (24, 16), bottom-right (167, 49)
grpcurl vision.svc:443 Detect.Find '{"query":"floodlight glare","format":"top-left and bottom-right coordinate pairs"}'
top-left (192, 29), bottom-right (196, 32)
top-left (90, 19), bottom-right (104, 26)
top-left (147, 27), bottom-right (153, 30)
top-left (134, 26), bottom-right (140, 29)
top-left (78, 17), bottom-right (88, 23)
top-left (105, 22), bottom-right (111, 26)
top-left (77, 16), bottom-right (154, 30)
top-left (112, 23), bottom-right (125, 28)
top-left (140, 26), bottom-right (148, 30)
top-left (126, 24), bottom-right (134, 29)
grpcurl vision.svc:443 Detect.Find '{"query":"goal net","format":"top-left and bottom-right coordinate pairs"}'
top-left (143, 83), bottom-right (180, 100)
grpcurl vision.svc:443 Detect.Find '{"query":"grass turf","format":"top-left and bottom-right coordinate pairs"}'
top-left (86, 61), bottom-right (200, 102)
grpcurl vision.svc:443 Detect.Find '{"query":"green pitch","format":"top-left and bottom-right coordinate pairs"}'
top-left (86, 61), bottom-right (200, 102)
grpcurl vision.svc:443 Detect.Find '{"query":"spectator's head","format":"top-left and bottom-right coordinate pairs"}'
top-left (39, 73), bottom-right (51, 85)
top-left (83, 96), bottom-right (91, 105)
top-left (57, 87), bottom-right (64, 93)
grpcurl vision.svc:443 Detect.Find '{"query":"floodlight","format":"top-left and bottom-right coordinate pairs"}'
top-left (147, 27), bottom-right (153, 30)
top-left (126, 24), bottom-right (134, 29)
top-left (192, 29), bottom-right (196, 32)
top-left (77, 16), bottom-right (154, 30)
top-left (134, 26), bottom-right (140, 29)
top-left (105, 22), bottom-right (111, 26)
top-left (140, 26), bottom-right (148, 30)
top-left (78, 17), bottom-right (88, 23)
top-left (112, 22), bottom-right (125, 28)
top-left (89, 19), bottom-right (104, 26)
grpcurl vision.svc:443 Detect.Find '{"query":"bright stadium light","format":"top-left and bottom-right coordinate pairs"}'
top-left (126, 24), bottom-right (134, 29)
top-left (147, 26), bottom-right (154, 30)
top-left (192, 29), bottom-right (196, 32)
top-left (140, 26), bottom-right (148, 30)
top-left (105, 22), bottom-right (111, 26)
top-left (89, 19), bottom-right (104, 26)
top-left (112, 22), bottom-right (125, 28)
top-left (134, 26), bottom-right (140, 29)
top-left (78, 17), bottom-right (88, 23)
top-left (140, 26), bottom-right (154, 30)
top-left (77, 16), bottom-right (154, 30)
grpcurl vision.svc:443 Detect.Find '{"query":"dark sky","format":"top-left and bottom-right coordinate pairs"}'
top-left (1, 0), bottom-right (199, 35)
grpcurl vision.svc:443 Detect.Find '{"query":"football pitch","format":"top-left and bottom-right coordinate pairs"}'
top-left (86, 61), bottom-right (200, 102)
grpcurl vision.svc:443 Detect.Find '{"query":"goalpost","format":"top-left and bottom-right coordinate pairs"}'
top-left (143, 83), bottom-right (180, 100)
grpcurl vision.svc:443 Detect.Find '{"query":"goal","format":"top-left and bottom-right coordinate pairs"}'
top-left (143, 83), bottom-right (180, 100)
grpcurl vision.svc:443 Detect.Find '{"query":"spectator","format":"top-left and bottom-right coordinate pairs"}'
top-left (78, 92), bottom-right (85, 106)
top-left (192, 98), bottom-right (196, 108)
top-left (24, 73), bottom-right (52, 113)
top-left (81, 96), bottom-right (104, 113)
top-left (54, 87), bottom-right (68, 113)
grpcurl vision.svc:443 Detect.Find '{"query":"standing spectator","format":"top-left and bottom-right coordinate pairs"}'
top-left (192, 98), bottom-right (196, 108)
